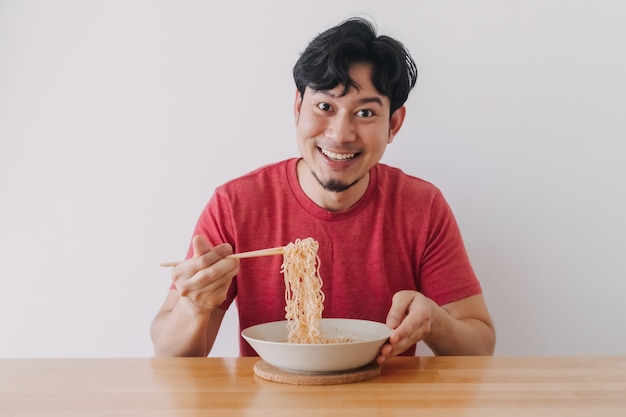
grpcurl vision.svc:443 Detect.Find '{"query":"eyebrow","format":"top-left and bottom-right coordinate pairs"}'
top-left (313, 90), bottom-right (384, 107)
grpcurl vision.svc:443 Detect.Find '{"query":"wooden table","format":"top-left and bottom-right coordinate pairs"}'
top-left (1, 356), bottom-right (625, 416)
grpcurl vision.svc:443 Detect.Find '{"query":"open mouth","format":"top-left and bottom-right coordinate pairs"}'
top-left (319, 147), bottom-right (358, 161)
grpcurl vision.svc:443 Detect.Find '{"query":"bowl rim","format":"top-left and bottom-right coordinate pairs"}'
top-left (241, 318), bottom-right (391, 346)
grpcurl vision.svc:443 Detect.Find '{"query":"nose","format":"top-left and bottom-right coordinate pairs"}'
top-left (325, 113), bottom-right (356, 143)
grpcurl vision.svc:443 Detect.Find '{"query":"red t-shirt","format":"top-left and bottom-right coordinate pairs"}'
top-left (186, 158), bottom-right (482, 356)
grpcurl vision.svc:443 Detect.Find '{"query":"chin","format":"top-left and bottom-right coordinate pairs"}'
top-left (314, 173), bottom-right (361, 193)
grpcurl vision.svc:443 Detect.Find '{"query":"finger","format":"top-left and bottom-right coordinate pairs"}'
top-left (387, 314), bottom-right (431, 359)
top-left (184, 254), bottom-right (239, 310)
top-left (173, 240), bottom-right (235, 294)
top-left (193, 242), bottom-right (234, 271)
top-left (211, 242), bottom-right (234, 258)
top-left (192, 235), bottom-right (213, 258)
top-left (171, 236), bottom-right (213, 280)
top-left (185, 244), bottom-right (236, 288)
top-left (186, 269), bottom-right (236, 308)
top-left (389, 319), bottom-right (426, 350)
top-left (386, 290), bottom-right (416, 329)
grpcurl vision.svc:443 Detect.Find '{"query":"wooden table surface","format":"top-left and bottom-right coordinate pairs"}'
top-left (1, 356), bottom-right (625, 416)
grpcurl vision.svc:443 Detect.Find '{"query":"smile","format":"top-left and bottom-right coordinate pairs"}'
top-left (320, 148), bottom-right (357, 161)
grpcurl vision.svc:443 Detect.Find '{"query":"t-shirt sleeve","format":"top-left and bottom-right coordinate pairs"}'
top-left (418, 191), bottom-right (482, 306)
top-left (169, 188), bottom-right (239, 310)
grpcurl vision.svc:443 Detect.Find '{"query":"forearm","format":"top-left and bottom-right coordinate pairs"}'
top-left (150, 297), bottom-right (213, 357)
top-left (424, 299), bottom-right (496, 356)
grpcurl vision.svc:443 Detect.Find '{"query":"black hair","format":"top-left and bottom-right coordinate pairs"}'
top-left (293, 17), bottom-right (418, 115)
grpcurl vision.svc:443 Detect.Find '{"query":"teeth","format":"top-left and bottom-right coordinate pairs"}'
top-left (320, 148), bottom-right (356, 160)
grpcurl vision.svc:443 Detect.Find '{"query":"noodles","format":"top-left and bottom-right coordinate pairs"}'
top-left (281, 238), bottom-right (325, 344)
top-left (280, 237), bottom-right (353, 344)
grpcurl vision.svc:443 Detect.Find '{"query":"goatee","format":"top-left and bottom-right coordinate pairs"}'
top-left (311, 170), bottom-right (362, 193)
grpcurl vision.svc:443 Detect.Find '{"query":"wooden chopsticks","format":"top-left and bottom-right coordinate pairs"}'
top-left (160, 246), bottom-right (285, 267)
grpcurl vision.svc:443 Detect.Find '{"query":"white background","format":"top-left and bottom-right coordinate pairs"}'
top-left (1, 0), bottom-right (625, 358)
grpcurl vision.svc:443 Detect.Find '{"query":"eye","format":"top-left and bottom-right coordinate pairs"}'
top-left (317, 102), bottom-right (332, 112)
top-left (355, 109), bottom-right (374, 118)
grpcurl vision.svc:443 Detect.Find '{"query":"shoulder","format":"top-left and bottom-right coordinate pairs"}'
top-left (375, 163), bottom-right (442, 198)
top-left (217, 159), bottom-right (294, 194)
top-left (372, 164), bottom-right (456, 222)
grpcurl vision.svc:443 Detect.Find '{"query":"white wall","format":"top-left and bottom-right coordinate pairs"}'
top-left (1, 0), bottom-right (625, 358)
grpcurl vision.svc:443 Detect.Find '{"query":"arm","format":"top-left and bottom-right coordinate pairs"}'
top-left (424, 293), bottom-right (495, 356)
top-left (150, 236), bottom-right (239, 357)
top-left (377, 291), bottom-right (495, 362)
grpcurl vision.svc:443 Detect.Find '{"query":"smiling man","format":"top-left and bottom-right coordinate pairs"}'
top-left (151, 17), bottom-right (496, 360)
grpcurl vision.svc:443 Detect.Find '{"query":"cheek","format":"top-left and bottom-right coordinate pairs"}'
top-left (361, 125), bottom-right (391, 146)
top-left (296, 113), bottom-right (325, 138)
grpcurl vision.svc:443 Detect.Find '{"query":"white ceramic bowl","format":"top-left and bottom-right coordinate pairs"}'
top-left (241, 318), bottom-right (391, 373)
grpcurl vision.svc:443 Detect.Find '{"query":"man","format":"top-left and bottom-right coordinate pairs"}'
top-left (151, 17), bottom-right (495, 361)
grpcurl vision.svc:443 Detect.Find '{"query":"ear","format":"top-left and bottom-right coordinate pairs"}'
top-left (294, 89), bottom-right (303, 125)
top-left (387, 106), bottom-right (406, 144)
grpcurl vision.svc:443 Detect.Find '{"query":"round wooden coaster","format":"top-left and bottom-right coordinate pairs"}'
top-left (253, 360), bottom-right (381, 385)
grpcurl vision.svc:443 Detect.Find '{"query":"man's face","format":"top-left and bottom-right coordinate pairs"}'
top-left (294, 63), bottom-right (405, 206)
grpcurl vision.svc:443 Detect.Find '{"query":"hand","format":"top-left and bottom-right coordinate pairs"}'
top-left (170, 235), bottom-right (239, 314)
top-left (377, 290), bottom-right (435, 364)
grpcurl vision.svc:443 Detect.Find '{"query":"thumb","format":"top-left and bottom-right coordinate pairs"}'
top-left (192, 235), bottom-right (213, 258)
top-left (386, 290), bottom-right (415, 329)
